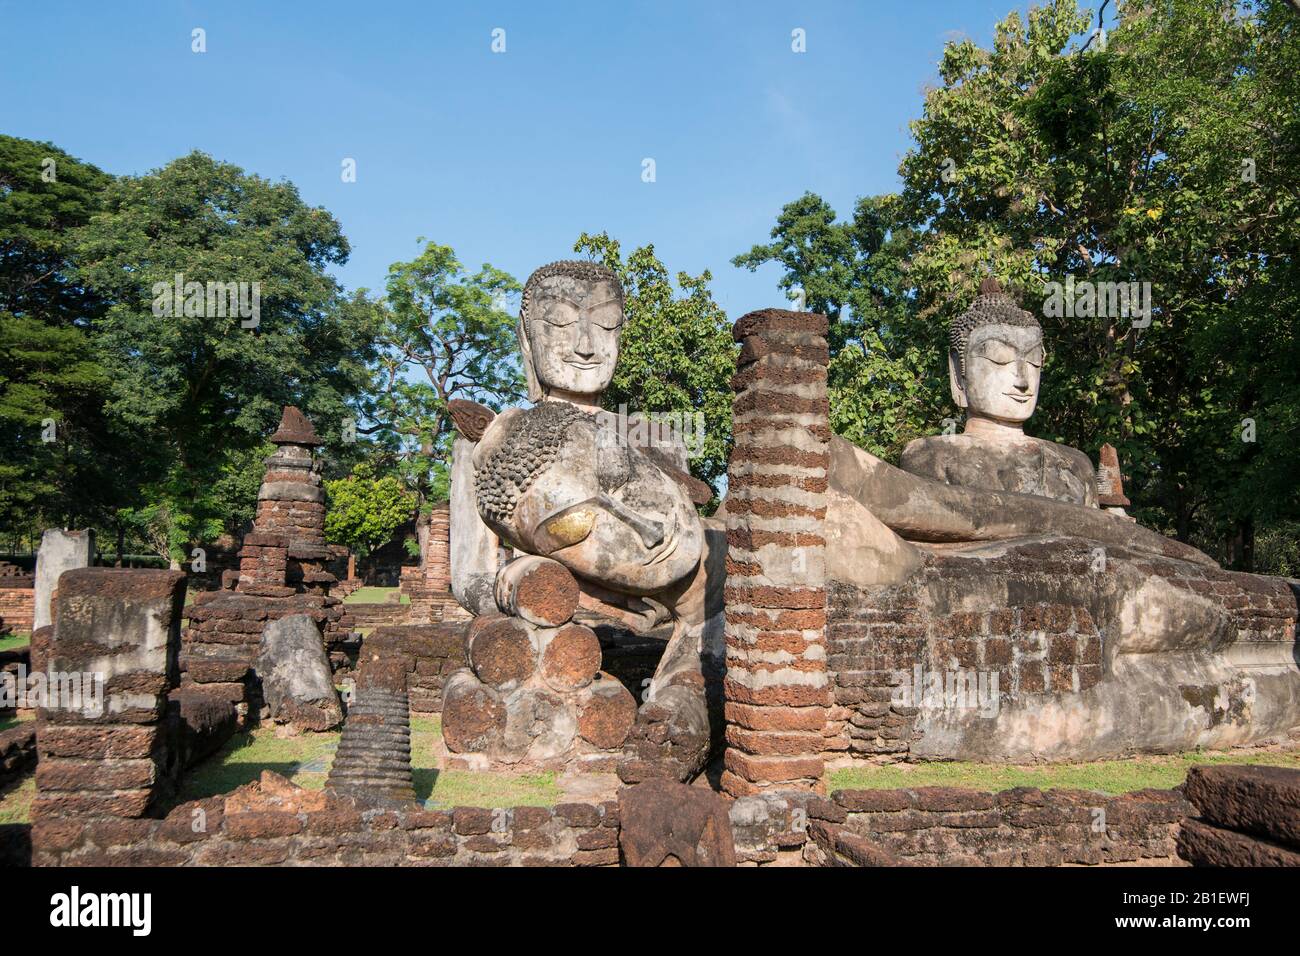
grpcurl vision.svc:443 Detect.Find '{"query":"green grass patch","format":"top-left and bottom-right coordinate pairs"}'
top-left (343, 587), bottom-right (409, 605)
top-left (177, 713), bottom-right (558, 810)
top-left (0, 632), bottom-right (30, 653)
top-left (177, 727), bottom-right (341, 802)
top-left (0, 713), bottom-right (34, 733)
top-left (828, 749), bottom-right (1300, 795)
top-left (0, 776), bottom-right (34, 825)
top-left (410, 716), bottom-right (558, 808)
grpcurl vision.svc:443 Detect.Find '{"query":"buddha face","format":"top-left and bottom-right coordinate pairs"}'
top-left (954, 324), bottom-right (1044, 424)
top-left (524, 275), bottom-right (622, 399)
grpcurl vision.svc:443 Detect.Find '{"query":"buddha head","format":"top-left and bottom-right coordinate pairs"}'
top-left (518, 261), bottom-right (625, 406)
top-left (948, 278), bottom-right (1044, 429)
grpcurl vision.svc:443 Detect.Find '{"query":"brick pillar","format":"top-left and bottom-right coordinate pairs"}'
top-left (425, 503), bottom-right (451, 592)
top-left (721, 309), bottom-right (832, 796)
top-left (33, 568), bottom-right (186, 821)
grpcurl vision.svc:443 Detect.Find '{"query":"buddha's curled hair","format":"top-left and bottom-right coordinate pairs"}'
top-left (948, 278), bottom-right (1040, 375)
top-left (474, 401), bottom-right (590, 523)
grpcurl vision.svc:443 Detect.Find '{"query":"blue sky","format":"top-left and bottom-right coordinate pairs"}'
top-left (3, 0), bottom-right (1046, 318)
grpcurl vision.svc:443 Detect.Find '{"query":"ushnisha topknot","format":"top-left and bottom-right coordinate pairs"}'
top-left (948, 277), bottom-right (1041, 375)
top-left (519, 260), bottom-right (625, 328)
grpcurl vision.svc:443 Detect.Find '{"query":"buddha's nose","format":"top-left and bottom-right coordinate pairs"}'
top-left (1013, 365), bottom-right (1031, 390)
top-left (574, 319), bottom-right (596, 358)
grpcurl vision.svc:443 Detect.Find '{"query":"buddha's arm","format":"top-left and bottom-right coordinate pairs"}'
top-left (449, 436), bottom-right (502, 615)
top-left (830, 435), bottom-right (1214, 566)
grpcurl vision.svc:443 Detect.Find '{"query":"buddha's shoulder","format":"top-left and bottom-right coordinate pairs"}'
top-left (473, 402), bottom-right (594, 467)
top-left (1032, 436), bottom-right (1096, 478)
top-left (899, 433), bottom-right (982, 472)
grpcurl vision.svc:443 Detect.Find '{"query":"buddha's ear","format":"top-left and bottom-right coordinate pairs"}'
top-left (948, 350), bottom-right (968, 409)
top-left (517, 315), bottom-right (544, 403)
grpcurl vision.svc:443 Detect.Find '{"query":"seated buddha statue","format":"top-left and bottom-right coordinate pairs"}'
top-left (449, 260), bottom-right (722, 779)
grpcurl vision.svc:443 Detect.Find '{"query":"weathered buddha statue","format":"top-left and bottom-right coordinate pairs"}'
top-left (448, 261), bottom-right (722, 778)
top-left (899, 279), bottom-right (1097, 507)
top-left (820, 281), bottom-right (1299, 762)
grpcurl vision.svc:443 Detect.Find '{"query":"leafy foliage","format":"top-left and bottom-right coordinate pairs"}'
top-left (324, 461), bottom-right (414, 559)
top-left (743, 0), bottom-right (1300, 569)
top-left (576, 231), bottom-right (737, 492)
top-left (0, 137), bottom-right (117, 534)
top-left (73, 151), bottom-right (377, 559)
top-left (361, 240), bottom-right (523, 511)
top-left (733, 193), bottom-right (940, 460)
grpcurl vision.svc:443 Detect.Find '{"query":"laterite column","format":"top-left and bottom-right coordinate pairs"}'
top-left (722, 309), bottom-right (831, 796)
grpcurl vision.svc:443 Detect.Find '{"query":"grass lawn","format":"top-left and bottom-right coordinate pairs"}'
top-left (0, 777), bottom-right (33, 825)
top-left (177, 726), bottom-right (341, 802)
top-left (343, 586), bottom-right (409, 605)
top-left (828, 748), bottom-right (1300, 795)
top-left (0, 712), bottom-right (34, 733)
top-left (411, 716), bottom-right (558, 808)
top-left (0, 632), bottom-right (30, 653)
top-left (178, 714), bottom-right (557, 809)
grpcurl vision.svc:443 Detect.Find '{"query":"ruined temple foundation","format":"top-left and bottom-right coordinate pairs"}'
top-left (181, 407), bottom-right (354, 727)
top-left (33, 568), bottom-right (188, 821)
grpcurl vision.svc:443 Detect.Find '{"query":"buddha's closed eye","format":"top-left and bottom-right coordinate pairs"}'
top-left (975, 342), bottom-right (1044, 368)
top-left (538, 299), bottom-right (623, 330)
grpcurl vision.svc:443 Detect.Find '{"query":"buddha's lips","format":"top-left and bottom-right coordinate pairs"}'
top-left (564, 360), bottom-right (603, 369)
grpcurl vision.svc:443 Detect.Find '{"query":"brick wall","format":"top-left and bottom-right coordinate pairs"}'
top-left (34, 568), bottom-right (187, 822)
top-left (826, 534), bottom-right (1300, 762)
top-left (0, 587), bottom-right (34, 632)
top-left (30, 775), bottom-right (1196, 868)
top-left (809, 786), bottom-right (1189, 866)
top-left (34, 770), bottom-right (622, 867)
top-left (346, 602), bottom-right (408, 628)
top-left (367, 623), bottom-right (469, 715)
top-left (827, 571), bottom-right (1104, 760)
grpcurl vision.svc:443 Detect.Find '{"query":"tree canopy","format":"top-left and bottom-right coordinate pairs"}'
top-left (738, 0), bottom-right (1300, 569)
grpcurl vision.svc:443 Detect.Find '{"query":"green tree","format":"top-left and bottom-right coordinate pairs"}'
top-left (0, 136), bottom-right (111, 322)
top-left (745, 0), bottom-right (1300, 569)
top-left (896, 0), bottom-right (1300, 566)
top-left (733, 192), bottom-right (940, 460)
top-left (0, 136), bottom-right (118, 536)
top-left (575, 231), bottom-right (737, 493)
top-left (361, 240), bottom-right (523, 511)
top-left (74, 151), bottom-right (377, 561)
top-left (324, 462), bottom-right (414, 559)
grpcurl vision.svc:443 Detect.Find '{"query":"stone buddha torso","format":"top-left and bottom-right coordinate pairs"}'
top-left (900, 432), bottom-right (1097, 507)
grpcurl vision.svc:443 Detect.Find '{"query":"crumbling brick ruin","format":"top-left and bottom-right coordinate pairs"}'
top-left (0, 561), bottom-right (34, 634)
top-left (20, 476), bottom-right (1299, 868)
top-left (33, 569), bottom-right (187, 822)
top-left (1178, 765), bottom-right (1300, 865)
top-left (181, 407), bottom-right (354, 729)
top-left (401, 503), bottom-right (471, 625)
